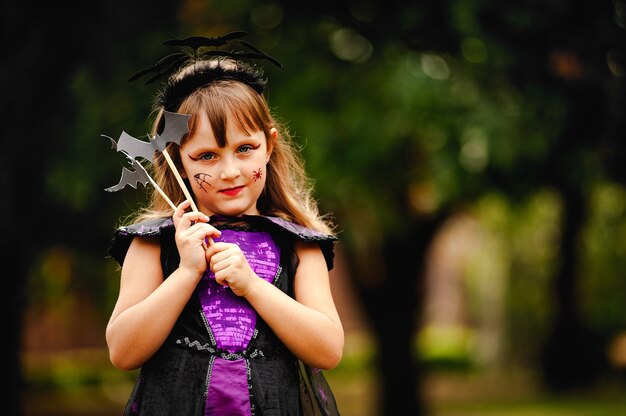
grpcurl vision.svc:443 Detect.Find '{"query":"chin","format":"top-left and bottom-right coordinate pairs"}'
top-left (214, 205), bottom-right (257, 217)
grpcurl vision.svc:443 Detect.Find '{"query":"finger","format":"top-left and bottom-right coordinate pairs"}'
top-left (172, 200), bottom-right (191, 227)
top-left (185, 222), bottom-right (221, 242)
top-left (177, 210), bottom-right (211, 231)
top-left (211, 256), bottom-right (232, 274)
top-left (211, 247), bottom-right (246, 273)
top-left (205, 242), bottom-right (232, 262)
top-left (207, 246), bottom-right (229, 271)
top-left (214, 270), bottom-right (231, 287)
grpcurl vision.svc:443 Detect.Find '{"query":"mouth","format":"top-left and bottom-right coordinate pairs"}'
top-left (219, 186), bottom-right (244, 196)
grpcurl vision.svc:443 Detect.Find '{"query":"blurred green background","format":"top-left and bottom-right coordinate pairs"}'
top-left (3, 1), bottom-right (626, 415)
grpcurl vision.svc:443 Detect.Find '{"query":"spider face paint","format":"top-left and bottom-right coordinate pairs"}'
top-left (252, 168), bottom-right (263, 181)
top-left (194, 172), bottom-right (213, 192)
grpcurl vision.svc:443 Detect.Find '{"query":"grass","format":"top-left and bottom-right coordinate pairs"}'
top-left (422, 371), bottom-right (626, 416)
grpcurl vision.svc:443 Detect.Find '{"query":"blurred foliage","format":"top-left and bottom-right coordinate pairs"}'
top-left (10, 0), bottom-right (626, 414)
top-left (580, 183), bottom-right (626, 333)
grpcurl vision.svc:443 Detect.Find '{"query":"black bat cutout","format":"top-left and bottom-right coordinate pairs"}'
top-left (105, 158), bottom-right (151, 192)
top-left (110, 111), bottom-right (191, 161)
top-left (239, 40), bottom-right (283, 68)
top-left (128, 52), bottom-right (187, 83)
top-left (162, 31), bottom-right (249, 49)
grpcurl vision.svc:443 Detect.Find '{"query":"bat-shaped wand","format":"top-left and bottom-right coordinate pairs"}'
top-left (109, 111), bottom-right (199, 212)
top-left (104, 149), bottom-right (177, 211)
top-left (105, 111), bottom-right (214, 245)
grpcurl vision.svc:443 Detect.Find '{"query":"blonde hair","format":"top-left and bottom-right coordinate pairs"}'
top-left (130, 60), bottom-right (334, 235)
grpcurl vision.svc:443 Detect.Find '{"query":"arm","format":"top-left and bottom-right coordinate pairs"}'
top-left (106, 203), bottom-right (219, 370)
top-left (105, 236), bottom-right (203, 370)
top-left (209, 240), bottom-right (344, 369)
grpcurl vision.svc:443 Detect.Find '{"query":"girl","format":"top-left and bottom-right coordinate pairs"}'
top-left (106, 36), bottom-right (344, 415)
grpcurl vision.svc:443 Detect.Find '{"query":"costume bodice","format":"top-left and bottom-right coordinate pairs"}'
top-left (107, 215), bottom-right (340, 415)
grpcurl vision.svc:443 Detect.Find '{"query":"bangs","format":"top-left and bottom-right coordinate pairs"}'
top-left (178, 81), bottom-right (269, 147)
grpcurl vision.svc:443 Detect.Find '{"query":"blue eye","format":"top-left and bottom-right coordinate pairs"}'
top-left (199, 153), bottom-right (215, 161)
top-left (238, 144), bottom-right (261, 154)
top-left (237, 145), bottom-right (253, 153)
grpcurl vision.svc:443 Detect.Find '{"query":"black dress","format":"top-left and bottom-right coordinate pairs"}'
top-left (108, 215), bottom-right (340, 415)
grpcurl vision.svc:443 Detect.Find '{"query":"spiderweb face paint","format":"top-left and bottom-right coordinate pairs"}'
top-left (252, 168), bottom-right (263, 181)
top-left (194, 172), bottom-right (213, 192)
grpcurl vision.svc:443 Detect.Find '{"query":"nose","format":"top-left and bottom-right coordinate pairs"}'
top-left (219, 157), bottom-right (241, 180)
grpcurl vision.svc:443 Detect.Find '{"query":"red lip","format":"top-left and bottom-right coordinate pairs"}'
top-left (219, 186), bottom-right (244, 196)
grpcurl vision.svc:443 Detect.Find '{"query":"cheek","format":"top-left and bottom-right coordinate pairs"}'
top-left (192, 172), bottom-right (214, 192)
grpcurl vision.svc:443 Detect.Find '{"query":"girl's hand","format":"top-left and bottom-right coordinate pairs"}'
top-left (206, 242), bottom-right (257, 297)
top-left (172, 201), bottom-right (220, 277)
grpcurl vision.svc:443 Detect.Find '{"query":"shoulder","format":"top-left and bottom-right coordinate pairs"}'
top-left (107, 217), bottom-right (174, 266)
top-left (244, 215), bottom-right (338, 271)
top-left (116, 217), bottom-right (174, 236)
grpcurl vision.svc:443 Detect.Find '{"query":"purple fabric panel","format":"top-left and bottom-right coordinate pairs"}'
top-left (205, 358), bottom-right (251, 416)
top-left (197, 229), bottom-right (280, 352)
top-left (215, 229), bottom-right (280, 282)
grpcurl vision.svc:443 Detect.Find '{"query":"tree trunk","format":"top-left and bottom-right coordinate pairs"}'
top-left (540, 186), bottom-right (606, 390)
top-left (540, 81), bottom-right (609, 391)
top-left (346, 216), bottom-right (444, 415)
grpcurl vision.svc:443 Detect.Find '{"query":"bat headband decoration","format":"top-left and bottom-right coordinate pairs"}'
top-left (128, 31), bottom-right (283, 112)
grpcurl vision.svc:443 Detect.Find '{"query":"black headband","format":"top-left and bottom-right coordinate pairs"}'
top-left (128, 31), bottom-right (283, 111)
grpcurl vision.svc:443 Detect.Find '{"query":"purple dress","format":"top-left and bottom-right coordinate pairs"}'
top-left (108, 215), bottom-right (340, 415)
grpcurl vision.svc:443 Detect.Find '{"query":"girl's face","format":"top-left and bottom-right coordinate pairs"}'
top-left (179, 112), bottom-right (275, 217)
